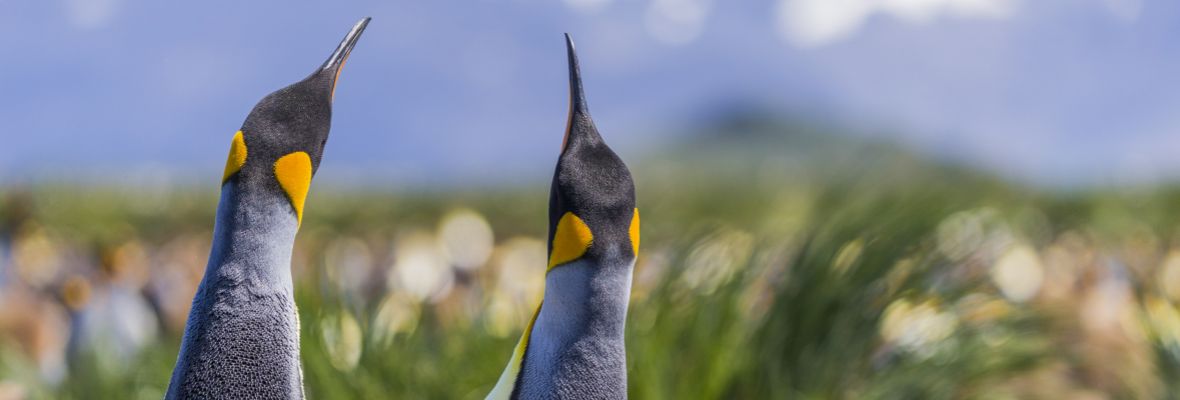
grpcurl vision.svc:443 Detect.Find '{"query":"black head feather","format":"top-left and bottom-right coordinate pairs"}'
top-left (548, 34), bottom-right (637, 261)
top-left (229, 18), bottom-right (369, 194)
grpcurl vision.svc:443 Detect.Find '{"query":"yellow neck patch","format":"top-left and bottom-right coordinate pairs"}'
top-left (548, 212), bottom-right (593, 271)
top-left (274, 152), bottom-right (313, 225)
top-left (486, 303), bottom-right (542, 400)
top-left (629, 208), bottom-right (640, 256)
top-left (222, 131), bottom-right (248, 183)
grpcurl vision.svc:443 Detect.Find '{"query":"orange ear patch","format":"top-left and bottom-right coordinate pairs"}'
top-left (274, 152), bottom-right (313, 225)
top-left (562, 103), bottom-right (572, 151)
top-left (331, 57), bottom-right (347, 101)
top-left (629, 208), bottom-right (640, 256)
top-left (548, 212), bottom-right (593, 271)
top-left (222, 131), bottom-right (248, 183)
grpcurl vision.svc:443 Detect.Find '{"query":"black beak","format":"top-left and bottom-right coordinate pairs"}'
top-left (565, 33), bottom-right (589, 117)
top-left (321, 17), bottom-right (371, 73)
top-left (562, 33), bottom-right (601, 152)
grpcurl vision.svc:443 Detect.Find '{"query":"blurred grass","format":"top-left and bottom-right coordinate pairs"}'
top-left (4, 120), bottom-right (1180, 398)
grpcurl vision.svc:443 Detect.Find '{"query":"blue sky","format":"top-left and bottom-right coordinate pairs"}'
top-left (0, 0), bottom-right (1175, 187)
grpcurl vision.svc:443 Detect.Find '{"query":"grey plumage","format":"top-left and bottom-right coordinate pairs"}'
top-left (166, 182), bottom-right (303, 400)
top-left (517, 250), bottom-right (634, 399)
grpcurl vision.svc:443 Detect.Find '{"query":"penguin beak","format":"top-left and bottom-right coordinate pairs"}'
top-left (321, 17), bottom-right (371, 99)
top-left (565, 33), bottom-right (588, 119)
top-left (562, 33), bottom-right (592, 152)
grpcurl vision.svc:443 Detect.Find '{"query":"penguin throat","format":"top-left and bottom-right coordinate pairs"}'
top-left (167, 180), bottom-right (303, 399)
top-left (515, 256), bottom-right (634, 398)
top-left (208, 180), bottom-right (299, 288)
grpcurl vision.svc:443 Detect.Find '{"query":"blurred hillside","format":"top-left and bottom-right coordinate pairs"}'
top-left (3, 118), bottom-right (1180, 399)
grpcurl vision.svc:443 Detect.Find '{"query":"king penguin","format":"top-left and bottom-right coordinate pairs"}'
top-left (165, 18), bottom-right (369, 400)
top-left (487, 34), bottom-right (640, 400)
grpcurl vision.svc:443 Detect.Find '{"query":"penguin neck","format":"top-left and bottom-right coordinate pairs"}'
top-left (166, 180), bottom-right (304, 400)
top-left (517, 247), bottom-right (634, 398)
top-left (206, 180), bottom-right (298, 289)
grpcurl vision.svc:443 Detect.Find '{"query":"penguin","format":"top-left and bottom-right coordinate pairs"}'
top-left (165, 17), bottom-right (369, 400)
top-left (487, 34), bottom-right (640, 400)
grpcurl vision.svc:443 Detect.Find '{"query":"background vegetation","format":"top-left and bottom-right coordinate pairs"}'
top-left (3, 117), bottom-right (1180, 399)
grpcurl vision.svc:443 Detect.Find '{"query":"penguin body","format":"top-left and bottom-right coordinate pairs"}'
top-left (166, 18), bottom-right (369, 400)
top-left (489, 34), bottom-right (639, 400)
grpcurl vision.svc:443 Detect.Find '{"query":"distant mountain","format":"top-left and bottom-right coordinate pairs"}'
top-left (637, 108), bottom-right (1004, 191)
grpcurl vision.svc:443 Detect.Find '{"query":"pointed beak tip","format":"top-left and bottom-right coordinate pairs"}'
top-left (565, 34), bottom-right (580, 70)
top-left (321, 17), bottom-right (372, 73)
top-left (564, 33), bottom-right (587, 116)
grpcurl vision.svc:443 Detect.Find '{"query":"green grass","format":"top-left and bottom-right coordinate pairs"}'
top-left (5, 143), bottom-right (1180, 398)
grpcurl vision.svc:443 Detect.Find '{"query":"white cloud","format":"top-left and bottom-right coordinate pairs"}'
top-left (776, 0), bottom-right (1017, 48)
top-left (885, 0), bottom-right (1012, 22)
top-left (645, 0), bottom-right (714, 45)
top-left (64, 0), bottom-right (122, 29)
top-left (563, 0), bottom-right (613, 14)
top-left (1102, 0), bottom-right (1142, 23)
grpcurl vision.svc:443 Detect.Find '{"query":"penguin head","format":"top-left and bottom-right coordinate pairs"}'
top-left (220, 18), bottom-right (369, 224)
top-left (546, 34), bottom-right (639, 272)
